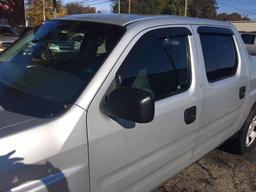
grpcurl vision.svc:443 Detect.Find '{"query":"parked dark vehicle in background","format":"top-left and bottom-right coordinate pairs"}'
top-left (22, 28), bottom-right (85, 62)
top-left (48, 33), bottom-right (84, 59)
top-left (0, 25), bottom-right (18, 52)
top-left (241, 32), bottom-right (256, 44)
top-left (241, 32), bottom-right (256, 55)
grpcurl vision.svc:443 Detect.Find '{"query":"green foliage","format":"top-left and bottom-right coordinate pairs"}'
top-left (113, 0), bottom-right (186, 15)
top-left (27, 0), bottom-right (66, 27)
top-left (65, 2), bottom-right (96, 15)
top-left (161, 0), bottom-right (186, 15)
top-left (112, 0), bottom-right (217, 17)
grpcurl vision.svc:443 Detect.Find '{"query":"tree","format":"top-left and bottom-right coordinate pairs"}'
top-left (217, 12), bottom-right (250, 21)
top-left (27, 0), bottom-right (66, 27)
top-left (65, 2), bottom-right (96, 15)
top-left (112, 0), bottom-right (186, 15)
top-left (111, 0), bottom-right (251, 22)
top-left (188, 0), bottom-right (217, 19)
top-left (161, 0), bottom-right (186, 15)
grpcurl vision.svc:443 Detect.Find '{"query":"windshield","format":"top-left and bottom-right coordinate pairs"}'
top-left (0, 20), bottom-right (125, 118)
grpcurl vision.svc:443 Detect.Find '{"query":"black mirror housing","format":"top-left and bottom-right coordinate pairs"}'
top-left (102, 87), bottom-right (155, 123)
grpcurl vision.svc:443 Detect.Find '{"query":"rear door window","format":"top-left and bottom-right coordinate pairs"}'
top-left (198, 27), bottom-right (238, 82)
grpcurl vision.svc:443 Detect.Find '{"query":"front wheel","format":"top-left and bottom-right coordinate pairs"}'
top-left (245, 115), bottom-right (256, 148)
top-left (221, 106), bottom-right (256, 154)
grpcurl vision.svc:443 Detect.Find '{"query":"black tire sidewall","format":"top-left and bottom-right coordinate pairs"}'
top-left (239, 107), bottom-right (256, 154)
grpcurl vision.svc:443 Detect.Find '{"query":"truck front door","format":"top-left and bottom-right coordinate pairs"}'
top-left (87, 26), bottom-right (202, 192)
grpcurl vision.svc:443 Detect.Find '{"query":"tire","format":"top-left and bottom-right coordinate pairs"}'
top-left (221, 106), bottom-right (256, 154)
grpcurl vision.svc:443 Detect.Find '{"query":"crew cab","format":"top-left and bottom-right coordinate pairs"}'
top-left (0, 14), bottom-right (256, 192)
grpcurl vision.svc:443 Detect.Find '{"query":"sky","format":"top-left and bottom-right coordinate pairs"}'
top-left (63, 0), bottom-right (256, 19)
top-left (217, 0), bottom-right (256, 19)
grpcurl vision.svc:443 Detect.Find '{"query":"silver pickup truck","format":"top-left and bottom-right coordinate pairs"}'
top-left (0, 14), bottom-right (256, 192)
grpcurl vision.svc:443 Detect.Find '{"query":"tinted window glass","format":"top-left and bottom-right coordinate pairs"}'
top-left (200, 34), bottom-right (237, 82)
top-left (241, 34), bottom-right (255, 44)
top-left (118, 29), bottom-right (191, 100)
top-left (0, 21), bottom-right (125, 118)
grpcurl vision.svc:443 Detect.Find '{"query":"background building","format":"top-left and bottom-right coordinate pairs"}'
top-left (0, 0), bottom-right (25, 27)
top-left (231, 21), bottom-right (256, 32)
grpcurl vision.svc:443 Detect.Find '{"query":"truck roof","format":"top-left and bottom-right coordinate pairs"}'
top-left (58, 14), bottom-right (232, 28)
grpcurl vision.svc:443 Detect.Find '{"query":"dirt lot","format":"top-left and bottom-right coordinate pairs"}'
top-left (159, 148), bottom-right (256, 192)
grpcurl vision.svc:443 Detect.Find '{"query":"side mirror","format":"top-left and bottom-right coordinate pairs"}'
top-left (102, 87), bottom-right (155, 123)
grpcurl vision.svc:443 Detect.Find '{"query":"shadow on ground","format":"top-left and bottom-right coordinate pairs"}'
top-left (159, 148), bottom-right (256, 192)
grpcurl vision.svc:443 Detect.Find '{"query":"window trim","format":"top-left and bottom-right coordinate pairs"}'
top-left (198, 27), bottom-right (238, 83)
top-left (197, 26), bottom-right (234, 35)
top-left (116, 27), bottom-right (193, 101)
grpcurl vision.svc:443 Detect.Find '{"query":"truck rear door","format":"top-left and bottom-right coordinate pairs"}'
top-left (193, 26), bottom-right (248, 160)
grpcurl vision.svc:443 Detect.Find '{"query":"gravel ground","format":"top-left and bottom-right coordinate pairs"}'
top-left (158, 148), bottom-right (256, 192)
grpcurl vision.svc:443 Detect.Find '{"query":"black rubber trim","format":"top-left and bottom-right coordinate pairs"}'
top-left (138, 27), bottom-right (192, 37)
top-left (197, 26), bottom-right (234, 35)
top-left (160, 27), bottom-right (192, 36)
